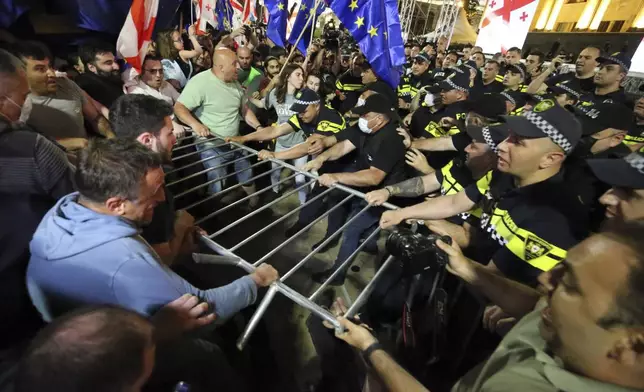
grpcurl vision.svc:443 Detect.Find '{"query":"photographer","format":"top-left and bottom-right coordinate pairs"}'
top-left (381, 101), bottom-right (589, 287)
top-left (330, 222), bottom-right (644, 392)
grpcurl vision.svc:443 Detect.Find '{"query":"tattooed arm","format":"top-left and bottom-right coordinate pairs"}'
top-left (365, 173), bottom-right (441, 206)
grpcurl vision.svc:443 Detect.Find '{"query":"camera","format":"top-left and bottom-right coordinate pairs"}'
top-left (386, 228), bottom-right (451, 275)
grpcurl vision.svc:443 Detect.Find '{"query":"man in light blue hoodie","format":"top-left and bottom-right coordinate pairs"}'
top-left (27, 138), bottom-right (279, 322)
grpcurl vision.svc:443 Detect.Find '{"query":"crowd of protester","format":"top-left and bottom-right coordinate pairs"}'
top-left (0, 19), bottom-right (644, 392)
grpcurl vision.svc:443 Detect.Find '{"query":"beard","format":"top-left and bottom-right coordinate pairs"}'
top-left (96, 69), bottom-right (122, 84)
top-left (153, 139), bottom-right (173, 164)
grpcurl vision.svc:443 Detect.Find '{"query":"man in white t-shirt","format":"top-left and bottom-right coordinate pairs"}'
top-left (174, 48), bottom-right (264, 206)
top-left (126, 55), bottom-right (185, 138)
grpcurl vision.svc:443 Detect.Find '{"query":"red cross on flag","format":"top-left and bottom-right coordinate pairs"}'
top-left (116, 0), bottom-right (159, 73)
top-left (242, 0), bottom-right (257, 23)
top-left (475, 0), bottom-right (539, 54)
top-left (197, 0), bottom-right (219, 33)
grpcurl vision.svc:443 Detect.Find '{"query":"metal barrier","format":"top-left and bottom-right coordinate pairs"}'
top-left (169, 134), bottom-right (401, 350)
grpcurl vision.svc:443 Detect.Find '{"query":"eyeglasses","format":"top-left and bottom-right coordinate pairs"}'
top-left (145, 69), bottom-right (164, 75)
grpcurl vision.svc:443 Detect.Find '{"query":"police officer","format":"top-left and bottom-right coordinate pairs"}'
top-left (471, 60), bottom-right (504, 97)
top-left (495, 46), bottom-right (522, 83)
top-left (366, 123), bottom-right (507, 245)
top-left (380, 100), bottom-right (588, 286)
top-left (397, 52), bottom-right (434, 113)
top-left (359, 62), bottom-right (397, 108)
top-left (427, 50), bottom-right (459, 83)
top-left (302, 94), bottom-right (407, 285)
top-left (502, 63), bottom-right (528, 93)
top-left (546, 78), bottom-right (583, 107)
top-left (228, 88), bottom-right (346, 158)
top-left (333, 53), bottom-right (366, 114)
top-left (588, 147), bottom-right (644, 222)
top-left (499, 91), bottom-right (527, 115)
top-left (624, 96), bottom-right (644, 148)
top-left (577, 52), bottom-right (631, 107)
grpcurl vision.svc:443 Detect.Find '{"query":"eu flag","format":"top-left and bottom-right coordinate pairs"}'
top-left (328, 0), bottom-right (405, 89)
top-left (288, 0), bottom-right (325, 55)
top-left (265, 0), bottom-right (288, 48)
top-left (216, 0), bottom-right (233, 30)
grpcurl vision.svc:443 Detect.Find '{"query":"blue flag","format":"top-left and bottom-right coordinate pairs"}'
top-left (288, 0), bottom-right (325, 55)
top-left (265, 0), bottom-right (288, 48)
top-left (216, 0), bottom-right (233, 31)
top-left (328, 0), bottom-right (405, 88)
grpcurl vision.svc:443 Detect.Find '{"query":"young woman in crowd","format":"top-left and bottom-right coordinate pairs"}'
top-left (249, 64), bottom-right (309, 204)
top-left (156, 25), bottom-right (203, 90)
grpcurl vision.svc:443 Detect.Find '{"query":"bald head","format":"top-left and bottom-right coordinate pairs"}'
top-left (237, 46), bottom-right (253, 70)
top-left (213, 48), bottom-right (240, 82)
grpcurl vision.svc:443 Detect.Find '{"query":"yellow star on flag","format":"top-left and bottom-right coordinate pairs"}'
top-left (309, 9), bottom-right (316, 17)
top-left (355, 16), bottom-right (365, 28)
top-left (277, 2), bottom-right (284, 10)
top-left (301, 4), bottom-right (307, 11)
top-left (349, 0), bottom-right (359, 11)
top-left (368, 26), bottom-right (378, 37)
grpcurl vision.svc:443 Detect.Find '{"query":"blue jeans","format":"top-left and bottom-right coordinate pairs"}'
top-left (271, 142), bottom-right (309, 204)
top-left (331, 200), bottom-right (383, 275)
top-left (197, 140), bottom-right (253, 194)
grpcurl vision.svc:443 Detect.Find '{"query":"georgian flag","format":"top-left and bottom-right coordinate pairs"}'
top-left (116, 0), bottom-right (159, 73)
top-left (242, 0), bottom-right (257, 23)
top-left (475, 0), bottom-right (539, 54)
top-left (197, 0), bottom-right (219, 33)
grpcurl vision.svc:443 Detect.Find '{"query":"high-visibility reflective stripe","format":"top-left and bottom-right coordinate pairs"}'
top-left (520, 84), bottom-right (529, 92)
top-left (475, 170), bottom-right (494, 196)
top-left (482, 207), bottom-right (567, 271)
top-left (440, 160), bottom-right (464, 195)
top-left (624, 135), bottom-right (644, 145)
top-left (425, 122), bottom-right (461, 138)
top-left (289, 115), bottom-right (301, 129)
top-left (495, 74), bottom-right (504, 82)
top-left (510, 106), bottom-right (524, 115)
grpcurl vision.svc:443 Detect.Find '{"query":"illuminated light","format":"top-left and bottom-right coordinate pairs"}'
top-left (545, 0), bottom-right (565, 30)
top-left (634, 8), bottom-right (644, 28)
top-left (576, 0), bottom-right (599, 29)
top-left (457, 0), bottom-right (464, 7)
top-left (535, 0), bottom-right (554, 30)
top-left (589, 0), bottom-right (611, 30)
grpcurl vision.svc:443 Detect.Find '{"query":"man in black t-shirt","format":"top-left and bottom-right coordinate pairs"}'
top-left (541, 47), bottom-right (600, 94)
top-left (303, 94), bottom-right (407, 285)
top-left (76, 42), bottom-right (124, 108)
top-left (471, 60), bottom-right (504, 97)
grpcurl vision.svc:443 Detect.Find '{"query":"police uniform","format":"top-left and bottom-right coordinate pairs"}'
top-left (546, 72), bottom-right (595, 94)
top-left (624, 123), bottom-right (644, 147)
top-left (577, 52), bottom-right (633, 108)
top-left (463, 100), bottom-right (588, 286)
top-left (332, 69), bottom-right (364, 114)
top-left (471, 79), bottom-right (504, 97)
top-left (500, 91), bottom-right (527, 116)
top-left (397, 53), bottom-right (435, 113)
top-left (312, 94), bottom-right (408, 284)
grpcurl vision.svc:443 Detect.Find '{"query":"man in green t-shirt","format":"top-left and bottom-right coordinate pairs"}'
top-left (174, 48), bottom-right (264, 205)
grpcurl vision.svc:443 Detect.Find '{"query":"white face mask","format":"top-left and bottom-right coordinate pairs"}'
top-left (358, 117), bottom-right (372, 134)
top-left (424, 93), bottom-right (435, 107)
top-left (356, 98), bottom-right (366, 107)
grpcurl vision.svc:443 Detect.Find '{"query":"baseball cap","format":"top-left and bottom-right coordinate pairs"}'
top-left (570, 102), bottom-right (634, 136)
top-left (463, 93), bottom-right (507, 119)
top-left (506, 63), bottom-right (527, 80)
top-left (437, 72), bottom-right (472, 93)
top-left (290, 88), bottom-right (321, 113)
top-left (501, 98), bottom-right (582, 154)
top-left (461, 60), bottom-right (478, 73)
top-left (352, 93), bottom-right (400, 121)
top-left (500, 90), bottom-right (527, 110)
top-left (414, 52), bottom-right (431, 63)
top-left (597, 52), bottom-right (632, 71)
top-left (587, 148), bottom-right (644, 189)
top-left (549, 79), bottom-right (583, 100)
top-left (466, 123), bottom-right (509, 153)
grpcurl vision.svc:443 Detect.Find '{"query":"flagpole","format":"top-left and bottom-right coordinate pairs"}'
top-left (191, 0), bottom-right (195, 24)
top-left (277, 0), bottom-right (323, 76)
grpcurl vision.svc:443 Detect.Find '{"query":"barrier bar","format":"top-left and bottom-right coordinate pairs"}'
top-left (172, 144), bottom-right (239, 162)
top-left (195, 173), bottom-right (300, 226)
top-left (172, 136), bottom-right (215, 152)
top-left (230, 187), bottom-right (335, 251)
top-left (208, 178), bottom-right (315, 237)
top-left (253, 194), bottom-right (354, 267)
top-left (182, 166), bottom-right (283, 211)
top-left (344, 255), bottom-right (396, 318)
top-left (166, 148), bottom-right (243, 175)
top-left (236, 285), bottom-right (279, 350)
top-left (174, 160), bottom-right (270, 199)
top-left (309, 228), bottom-right (382, 302)
top-left (167, 154), bottom-right (252, 187)
top-left (280, 203), bottom-right (372, 282)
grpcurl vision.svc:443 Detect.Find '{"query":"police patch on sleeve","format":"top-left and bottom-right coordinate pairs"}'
top-left (524, 235), bottom-right (553, 260)
top-left (533, 99), bottom-right (555, 113)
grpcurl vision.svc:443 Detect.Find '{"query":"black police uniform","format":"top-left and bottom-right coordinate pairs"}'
top-left (577, 89), bottom-right (630, 107)
top-left (471, 79), bottom-right (504, 97)
top-left (332, 70), bottom-right (364, 114)
top-left (397, 70), bottom-right (435, 108)
top-left (364, 80), bottom-right (398, 109)
top-left (546, 72), bottom-right (595, 94)
top-left (464, 170), bottom-right (588, 286)
top-left (625, 122), bottom-right (644, 147)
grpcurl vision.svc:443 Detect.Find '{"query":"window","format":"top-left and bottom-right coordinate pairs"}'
top-left (597, 21), bottom-right (610, 32)
top-left (610, 20), bottom-right (625, 32)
